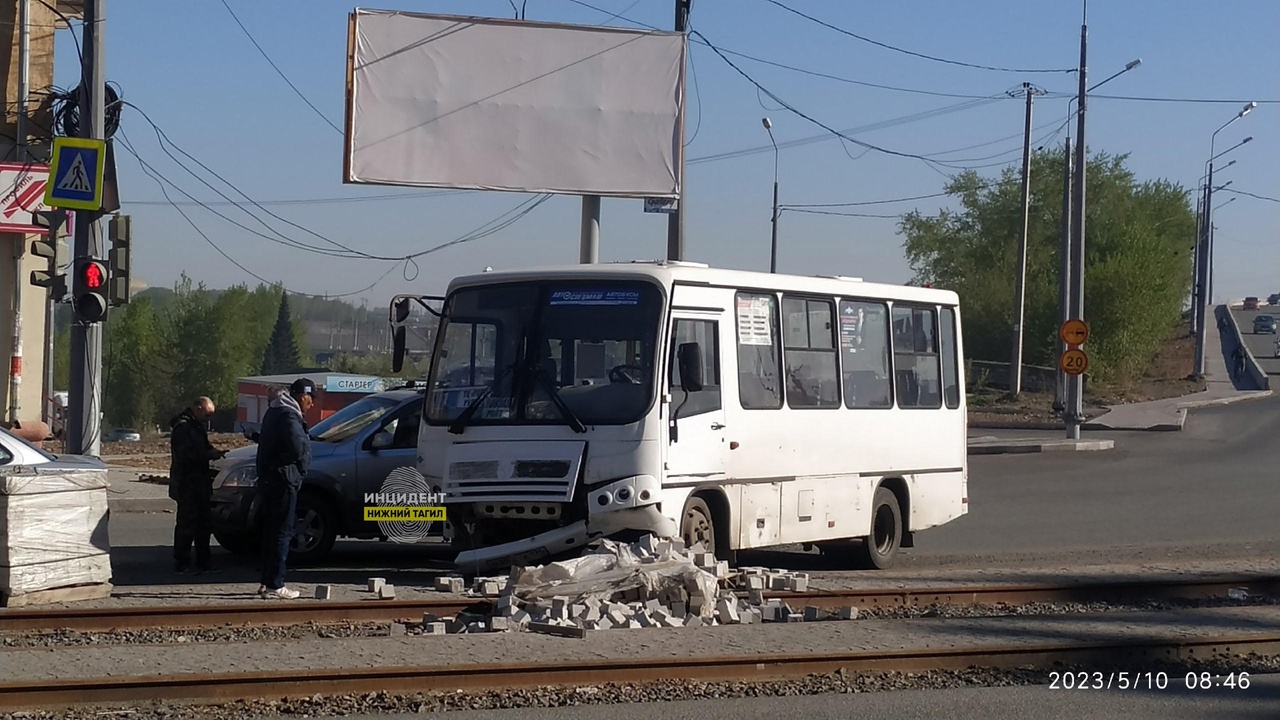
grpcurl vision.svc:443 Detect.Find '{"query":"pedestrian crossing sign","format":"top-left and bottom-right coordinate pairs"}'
top-left (44, 137), bottom-right (106, 211)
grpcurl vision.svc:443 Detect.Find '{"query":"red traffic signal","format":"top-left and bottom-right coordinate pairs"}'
top-left (83, 261), bottom-right (105, 289)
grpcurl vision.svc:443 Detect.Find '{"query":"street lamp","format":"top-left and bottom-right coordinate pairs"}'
top-left (1213, 196), bottom-right (1236, 213)
top-left (1055, 57), bottom-right (1142, 418)
top-left (1195, 102), bottom-right (1258, 378)
top-left (763, 117), bottom-right (780, 273)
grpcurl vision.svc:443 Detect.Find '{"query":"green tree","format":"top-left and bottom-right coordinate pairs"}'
top-left (103, 297), bottom-right (166, 430)
top-left (260, 292), bottom-right (302, 375)
top-left (900, 149), bottom-right (1194, 382)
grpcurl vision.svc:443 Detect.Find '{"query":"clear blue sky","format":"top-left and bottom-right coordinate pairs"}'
top-left (53, 0), bottom-right (1279, 306)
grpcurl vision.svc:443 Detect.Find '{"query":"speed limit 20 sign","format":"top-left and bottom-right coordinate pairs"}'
top-left (1059, 348), bottom-right (1088, 376)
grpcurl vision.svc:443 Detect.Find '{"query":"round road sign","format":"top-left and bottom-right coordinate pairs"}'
top-left (1059, 349), bottom-right (1088, 376)
top-left (1059, 319), bottom-right (1089, 346)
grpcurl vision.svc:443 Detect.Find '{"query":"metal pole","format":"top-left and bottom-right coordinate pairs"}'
top-left (1054, 136), bottom-right (1072, 414)
top-left (1193, 171), bottom-right (1212, 378)
top-left (1190, 189), bottom-right (1201, 336)
top-left (769, 181), bottom-right (779, 273)
top-left (16, 0), bottom-right (30, 159)
top-left (580, 195), bottom-right (600, 264)
top-left (1008, 84), bottom-right (1035, 398)
top-left (67, 0), bottom-right (106, 456)
top-left (666, 0), bottom-right (691, 262)
top-left (1065, 10), bottom-right (1087, 440)
top-left (8, 243), bottom-right (21, 424)
top-left (42, 288), bottom-right (53, 425)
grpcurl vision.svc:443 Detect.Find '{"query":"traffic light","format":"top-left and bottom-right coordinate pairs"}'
top-left (107, 214), bottom-right (131, 307)
top-left (73, 258), bottom-right (109, 323)
top-left (29, 210), bottom-right (68, 302)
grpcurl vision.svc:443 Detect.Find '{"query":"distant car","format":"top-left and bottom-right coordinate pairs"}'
top-left (1243, 297), bottom-right (1260, 310)
top-left (1269, 293), bottom-right (1280, 306)
top-left (209, 387), bottom-right (433, 562)
top-left (104, 428), bottom-right (141, 443)
top-left (1254, 315), bottom-right (1278, 335)
top-left (0, 426), bottom-right (107, 472)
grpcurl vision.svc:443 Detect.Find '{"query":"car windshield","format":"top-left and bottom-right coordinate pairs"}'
top-left (0, 427), bottom-right (55, 462)
top-left (309, 396), bottom-right (398, 444)
top-left (425, 279), bottom-right (663, 427)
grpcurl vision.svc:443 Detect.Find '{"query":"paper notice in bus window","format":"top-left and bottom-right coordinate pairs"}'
top-left (737, 296), bottom-right (773, 345)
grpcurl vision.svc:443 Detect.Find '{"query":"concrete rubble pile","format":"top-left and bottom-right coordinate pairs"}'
top-left (0, 465), bottom-right (112, 603)
top-left (415, 534), bottom-right (859, 635)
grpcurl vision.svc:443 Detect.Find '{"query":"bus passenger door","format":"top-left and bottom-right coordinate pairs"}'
top-left (665, 313), bottom-right (728, 484)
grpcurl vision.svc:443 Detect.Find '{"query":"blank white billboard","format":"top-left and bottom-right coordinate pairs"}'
top-left (345, 10), bottom-right (686, 198)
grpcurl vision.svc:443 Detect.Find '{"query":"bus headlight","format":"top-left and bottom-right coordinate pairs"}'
top-left (588, 475), bottom-right (660, 514)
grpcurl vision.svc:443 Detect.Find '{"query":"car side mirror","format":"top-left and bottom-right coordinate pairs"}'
top-left (370, 431), bottom-right (394, 451)
top-left (677, 342), bottom-right (703, 393)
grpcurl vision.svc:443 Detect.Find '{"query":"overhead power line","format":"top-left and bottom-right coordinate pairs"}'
top-left (122, 190), bottom-right (471, 207)
top-left (782, 208), bottom-right (901, 219)
top-left (1220, 188), bottom-right (1280, 203)
top-left (761, 0), bottom-right (1075, 74)
top-left (781, 191), bottom-right (951, 209)
top-left (219, 0), bottom-right (343, 135)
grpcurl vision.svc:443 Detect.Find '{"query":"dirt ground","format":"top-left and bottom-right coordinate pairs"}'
top-left (45, 432), bottom-right (253, 469)
top-left (967, 331), bottom-right (1206, 426)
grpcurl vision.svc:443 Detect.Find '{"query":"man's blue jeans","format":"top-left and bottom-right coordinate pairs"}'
top-left (259, 473), bottom-right (298, 590)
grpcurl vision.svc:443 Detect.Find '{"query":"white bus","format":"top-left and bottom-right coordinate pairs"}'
top-left (394, 261), bottom-right (967, 573)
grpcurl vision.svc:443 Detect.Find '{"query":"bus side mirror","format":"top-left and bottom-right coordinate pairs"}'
top-left (677, 342), bottom-right (703, 393)
top-left (392, 326), bottom-right (407, 372)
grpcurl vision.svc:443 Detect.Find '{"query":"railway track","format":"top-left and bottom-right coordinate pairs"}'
top-left (3, 574), bottom-right (1277, 633)
top-left (2, 631), bottom-right (1278, 709)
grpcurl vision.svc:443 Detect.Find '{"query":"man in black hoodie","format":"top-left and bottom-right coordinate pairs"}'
top-left (255, 378), bottom-right (314, 599)
top-left (169, 396), bottom-right (225, 574)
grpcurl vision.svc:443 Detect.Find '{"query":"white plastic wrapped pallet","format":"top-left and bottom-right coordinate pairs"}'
top-left (0, 467), bottom-right (112, 597)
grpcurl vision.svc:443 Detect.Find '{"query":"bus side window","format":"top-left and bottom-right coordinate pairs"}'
top-left (892, 305), bottom-right (942, 409)
top-left (839, 300), bottom-right (892, 408)
top-left (670, 319), bottom-right (721, 418)
top-left (939, 308), bottom-right (961, 409)
top-left (736, 292), bottom-right (783, 409)
top-left (781, 296), bottom-right (840, 408)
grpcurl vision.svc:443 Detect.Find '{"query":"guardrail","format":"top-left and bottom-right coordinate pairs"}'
top-left (1219, 305), bottom-right (1270, 391)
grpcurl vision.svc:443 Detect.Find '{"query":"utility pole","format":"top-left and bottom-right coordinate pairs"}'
top-left (1053, 136), bottom-right (1072, 413)
top-left (1190, 188), bottom-right (1201, 336)
top-left (16, 0), bottom-right (29, 159)
top-left (666, 0), bottom-right (691, 262)
top-left (1065, 7), bottom-right (1088, 440)
top-left (67, 0), bottom-right (106, 456)
top-left (1008, 83), bottom-right (1040, 398)
top-left (1193, 177), bottom-right (1211, 378)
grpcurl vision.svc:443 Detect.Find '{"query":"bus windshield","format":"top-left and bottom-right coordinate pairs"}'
top-left (309, 396), bottom-right (398, 444)
top-left (425, 279), bottom-right (663, 427)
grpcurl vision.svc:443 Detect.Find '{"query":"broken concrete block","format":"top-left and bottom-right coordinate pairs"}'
top-left (422, 622), bottom-right (448, 635)
top-left (693, 552), bottom-right (716, 568)
top-left (495, 594), bottom-right (516, 616)
top-left (422, 612), bottom-right (441, 624)
top-left (606, 607), bottom-right (630, 626)
top-left (377, 584), bottom-right (397, 599)
top-left (639, 533), bottom-right (661, 555)
top-left (489, 617), bottom-right (511, 632)
top-left (713, 561), bottom-right (730, 579)
top-left (838, 606), bottom-right (859, 620)
top-left (746, 575), bottom-right (766, 591)
top-left (789, 574), bottom-right (809, 592)
top-left (626, 619), bottom-right (643, 629)
top-left (644, 598), bottom-right (663, 613)
top-left (748, 589), bottom-right (766, 605)
top-left (389, 622), bottom-right (407, 637)
top-left (670, 600), bottom-right (687, 618)
top-left (769, 575), bottom-right (789, 591)
top-left (746, 607), bottom-right (764, 624)
top-left (433, 577), bottom-right (451, 592)
top-left (684, 615), bottom-right (704, 628)
top-left (688, 542), bottom-right (707, 554)
top-left (668, 537), bottom-right (687, 553)
top-left (786, 613), bottom-right (804, 623)
top-left (368, 577), bottom-right (386, 593)
top-left (529, 621), bottom-right (587, 638)
top-left (314, 585), bottom-right (332, 600)
top-left (803, 606), bottom-right (823, 622)
top-left (480, 580), bottom-right (501, 596)
top-left (466, 621), bottom-right (487, 633)
top-left (659, 613), bottom-right (683, 628)
top-left (763, 602), bottom-right (786, 622)
top-left (446, 618), bottom-right (467, 634)
top-left (716, 598), bottom-right (740, 624)
top-left (510, 608), bottom-right (532, 626)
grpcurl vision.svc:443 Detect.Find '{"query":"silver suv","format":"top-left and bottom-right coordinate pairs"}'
top-left (209, 387), bottom-right (430, 562)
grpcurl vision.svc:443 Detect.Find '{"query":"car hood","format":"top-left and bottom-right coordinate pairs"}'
top-left (215, 439), bottom-right (343, 470)
top-left (39, 452), bottom-right (109, 472)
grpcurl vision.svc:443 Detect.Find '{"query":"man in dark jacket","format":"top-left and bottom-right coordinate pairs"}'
top-left (255, 378), bottom-right (314, 599)
top-left (169, 396), bottom-right (224, 574)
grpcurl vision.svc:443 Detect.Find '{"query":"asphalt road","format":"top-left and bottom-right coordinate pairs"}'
top-left (1232, 308), bottom-right (1280, 375)
top-left (107, 394), bottom-right (1280, 583)
top-left (332, 675), bottom-right (1280, 720)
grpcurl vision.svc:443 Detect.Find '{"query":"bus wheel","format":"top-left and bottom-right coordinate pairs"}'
top-left (682, 496), bottom-right (718, 557)
top-left (853, 487), bottom-right (902, 570)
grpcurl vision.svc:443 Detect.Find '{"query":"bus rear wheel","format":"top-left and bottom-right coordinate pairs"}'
top-left (852, 486), bottom-right (902, 570)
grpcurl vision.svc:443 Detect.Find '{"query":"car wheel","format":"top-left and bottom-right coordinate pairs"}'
top-left (289, 492), bottom-right (338, 563)
top-left (213, 530), bottom-right (259, 556)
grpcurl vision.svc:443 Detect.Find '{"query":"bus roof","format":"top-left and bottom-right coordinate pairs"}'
top-left (448, 261), bottom-right (960, 306)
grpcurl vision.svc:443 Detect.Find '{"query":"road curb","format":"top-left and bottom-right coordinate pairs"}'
top-left (1177, 390), bottom-right (1273, 409)
top-left (967, 438), bottom-right (1114, 455)
top-left (1083, 408), bottom-right (1186, 433)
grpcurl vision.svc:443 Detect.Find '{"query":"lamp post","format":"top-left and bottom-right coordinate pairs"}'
top-left (1194, 102), bottom-right (1257, 378)
top-left (1054, 57), bottom-right (1141, 415)
top-left (763, 117), bottom-right (780, 273)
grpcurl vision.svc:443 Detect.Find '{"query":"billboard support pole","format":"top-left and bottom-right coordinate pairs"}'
top-left (666, 0), bottom-right (691, 262)
top-left (580, 195), bottom-right (600, 264)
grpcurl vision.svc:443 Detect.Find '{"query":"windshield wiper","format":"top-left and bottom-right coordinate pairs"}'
top-left (447, 362), bottom-right (517, 435)
top-left (530, 364), bottom-right (587, 434)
